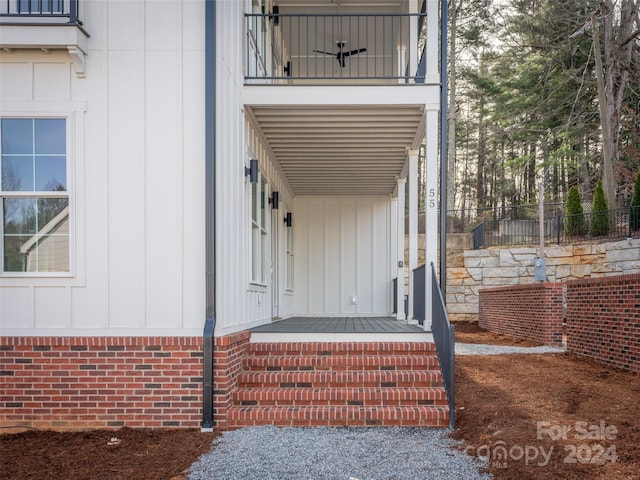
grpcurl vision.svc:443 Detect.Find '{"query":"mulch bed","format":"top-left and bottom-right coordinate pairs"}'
top-left (0, 428), bottom-right (217, 480)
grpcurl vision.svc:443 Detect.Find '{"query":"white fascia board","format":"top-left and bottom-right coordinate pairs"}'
top-left (0, 25), bottom-right (89, 53)
top-left (244, 85), bottom-right (440, 108)
top-left (0, 328), bottom-right (205, 337)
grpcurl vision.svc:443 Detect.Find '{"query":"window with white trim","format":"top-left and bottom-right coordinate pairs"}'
top-left (251, 175), bottom-right (268, 284)
top-left (1, 117), bottom-right (69, 273)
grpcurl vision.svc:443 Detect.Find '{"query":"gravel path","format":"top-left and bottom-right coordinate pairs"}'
top-left (188, 426), bottom-right (491, 480)
top-left (455, 343), bottom-right (567, 356)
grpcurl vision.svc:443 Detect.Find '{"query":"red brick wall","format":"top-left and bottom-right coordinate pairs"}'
top-left (566, 273), bottom-right (640, 372)
top-left (211, 331), bottom-right (251, 430)
top-left (0, 337), bottom-right (203, 430)
top-left (479, 283), bottom-right (564, 346)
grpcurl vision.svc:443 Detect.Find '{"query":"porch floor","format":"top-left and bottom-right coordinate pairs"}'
top-left (251, 317), bottom-right (429, 342)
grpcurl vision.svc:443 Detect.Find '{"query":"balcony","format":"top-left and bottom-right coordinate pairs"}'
top-left (0, 0), bottom-right (88, 76)
top-left (245, 12), bottom-right (428, 84)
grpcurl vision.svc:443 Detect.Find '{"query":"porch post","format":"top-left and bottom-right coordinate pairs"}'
top-left (408, 0), bottom-right (419, 83)
top-left (425, 0), bottom-right (439, 84)
top-left (407, 150), bottom-right (419, 324)
top-left (424, 109), bottom-right (439, 331)
top-left (396, 177), bottom-right (406, 321)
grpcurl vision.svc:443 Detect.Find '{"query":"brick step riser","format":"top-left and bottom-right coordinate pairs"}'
top-left (225, 405), bottom-right (449, 429)
top-left (243, 356), bottom-right (440, 371)
top-left (233, 387), bottom-right (446, 401)
top-left (248, 343), bottom-right (437, 356)
top-left (238, 371), bottom-right (443, 387)
top-left (234, 393), bottom-right (448, 407)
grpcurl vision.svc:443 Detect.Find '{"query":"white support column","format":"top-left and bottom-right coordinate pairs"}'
top-left (407, 150), bottom-right (419, 324)
top-left (409, 0), bottom-right (419, 83)
top-left (390, 195), bottom-right (398, 315)
top-left (425, 0), bottom-right (439, 84)
top-left (424, 109), bottom-right (439, 331)
top-left (396, 177), bottom-right (407, 321)
top-left (397, 45), bottom-right (407, 84)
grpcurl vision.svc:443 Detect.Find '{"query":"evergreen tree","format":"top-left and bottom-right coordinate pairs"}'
top-left (565, 186), bottom-right (585, 236)
top-left (590, 179), bottom-right (610, 236)
top-left (631, 171), bottom-right (640, 231)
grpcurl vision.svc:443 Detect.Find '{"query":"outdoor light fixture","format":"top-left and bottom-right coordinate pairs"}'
top-left (283, 61), bottom-right (291, 77)
top-left (284, 212), bottom-right (292, 227)
top-left (269, 191), bottom-right (280, 209)
top-left (271, 5), bottom-right (279, 26)
top-left (245, 158), bottom-right (258, 184)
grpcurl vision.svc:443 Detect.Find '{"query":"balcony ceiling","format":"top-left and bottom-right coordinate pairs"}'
top-left (247, 104), bottom-right (424, 196)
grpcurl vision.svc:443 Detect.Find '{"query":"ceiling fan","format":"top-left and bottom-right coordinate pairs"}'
top-left (314, 41), bottom-right (367, 68)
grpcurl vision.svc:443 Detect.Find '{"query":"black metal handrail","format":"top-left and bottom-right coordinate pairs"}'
top-left (1, 0), bottom-right (79, 23)
top-left (245, 13), bottom-right (427, 83)
top-left (472, 206), bottom-right (640, 249)
top-left (431, 262), bottom-right (455, 429)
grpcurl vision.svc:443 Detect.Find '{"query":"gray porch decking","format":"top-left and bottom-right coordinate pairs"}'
top-left (252, 317), bottom-right (424, 334)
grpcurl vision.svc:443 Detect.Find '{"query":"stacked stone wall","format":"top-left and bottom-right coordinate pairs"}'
top-left (446, 238), bottom-right (640, 322)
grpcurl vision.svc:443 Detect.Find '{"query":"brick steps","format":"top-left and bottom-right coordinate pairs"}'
top-left (227, 341), bottom-right (449, 428)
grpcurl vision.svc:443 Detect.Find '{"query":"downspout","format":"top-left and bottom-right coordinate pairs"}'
top-left (201, 0), bottom-right (216, 432)
top-left (439, 0), bottom-right (448, 298)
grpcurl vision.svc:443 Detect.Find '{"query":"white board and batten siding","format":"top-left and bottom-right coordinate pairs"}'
top-left (1, 1), bottom-right (207, 336)
top-left (294, 197), bottom-right (392, 317)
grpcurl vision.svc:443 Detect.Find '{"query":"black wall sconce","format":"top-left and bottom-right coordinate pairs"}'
top-left (283, 61), bottom-right (291, 77)
top-left (284, 212), bottom-right (292, 227)
top-left (269, 191), bottom-right (279, 209)
top-left (245, 158), bottom-right (258, 184)
top-left (271, 5), bottom-right (279, 26)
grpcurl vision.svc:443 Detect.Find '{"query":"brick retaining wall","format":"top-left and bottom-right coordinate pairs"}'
top-left (0, 337), bottom-right (203, 430)
top-left (478, 283), bottom-right (564, 346)
top-left (566, 273), bottom-right (640, 372)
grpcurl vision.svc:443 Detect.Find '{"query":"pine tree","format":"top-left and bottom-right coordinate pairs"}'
top-left (590, 179), bottom-right (610, 236)
top-left (631, 171), bottom-right (640, 231)
top-left (565, 186), bottom-right (585, 236)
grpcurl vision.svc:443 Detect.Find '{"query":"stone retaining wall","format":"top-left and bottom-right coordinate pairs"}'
top-left (447, 238), bottom-right (640, 322)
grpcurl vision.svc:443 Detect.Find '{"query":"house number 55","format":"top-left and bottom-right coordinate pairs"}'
top-left (429, 188), bottom-right (436, 208)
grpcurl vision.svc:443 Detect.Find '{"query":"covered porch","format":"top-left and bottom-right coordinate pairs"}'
top-left (245, 86), bottom-right (440, 330)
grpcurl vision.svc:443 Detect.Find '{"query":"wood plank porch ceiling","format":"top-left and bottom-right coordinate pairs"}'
top-left (248, 105), bottom-right (425, 196)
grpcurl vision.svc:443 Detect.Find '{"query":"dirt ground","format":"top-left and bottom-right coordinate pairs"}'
top-left (1, 322), bottom-right (638, 480)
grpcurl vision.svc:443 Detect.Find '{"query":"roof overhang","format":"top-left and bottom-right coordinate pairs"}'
top-left (244, 85), bottom-right (438, 196)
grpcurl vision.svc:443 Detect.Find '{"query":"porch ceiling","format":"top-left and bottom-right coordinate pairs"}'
top-left (247, 104), bottom-right (425, 196)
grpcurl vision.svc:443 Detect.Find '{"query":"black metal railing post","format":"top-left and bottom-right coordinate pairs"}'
top-left (431, 263), bottom-right (455, 429)
top-left (69, 0), bottom-right (77, 24)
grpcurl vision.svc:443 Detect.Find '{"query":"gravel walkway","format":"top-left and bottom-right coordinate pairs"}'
top-left (188, 342), bottom-right (565, 479)
top-left (455, 343), bottom-right (567, 356)
top-left (188, 426), bottom-right (491, 480)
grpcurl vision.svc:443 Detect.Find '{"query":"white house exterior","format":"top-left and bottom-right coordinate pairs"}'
top-left (1, 0), bottom-right (449, 431)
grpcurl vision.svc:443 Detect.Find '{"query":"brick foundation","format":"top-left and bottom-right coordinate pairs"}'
top-left (0, 337), bottom-right (203, 430)
top-left (566, 273), bottom-right (640, 372)
top-left (211, 330), bottom-right (251, 430)
top-left (478, 283), bottom-right (564, 346)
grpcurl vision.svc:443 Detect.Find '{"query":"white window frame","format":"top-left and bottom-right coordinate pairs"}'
top-left (0, 101), bottom-right (85, 285)
top-left (250, 174), bottom-right (268, 286)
